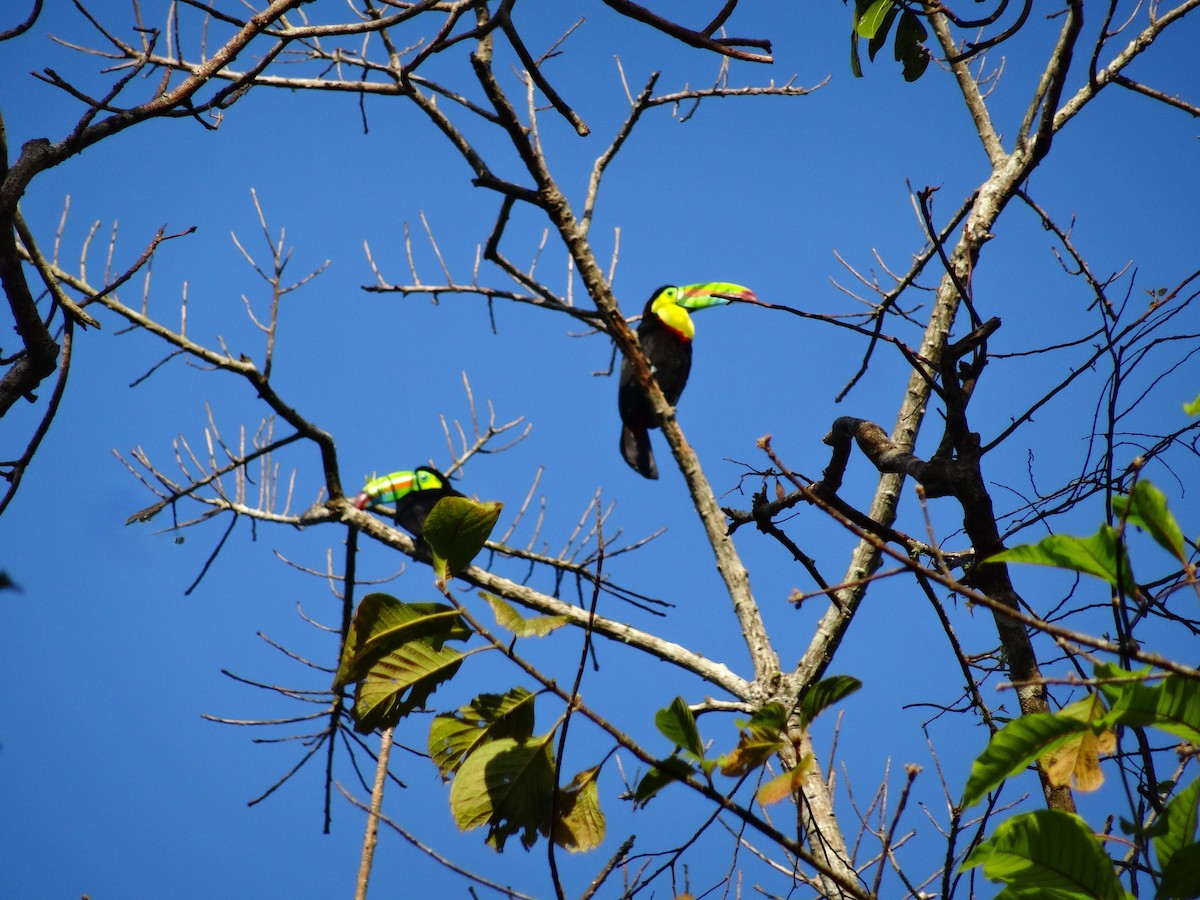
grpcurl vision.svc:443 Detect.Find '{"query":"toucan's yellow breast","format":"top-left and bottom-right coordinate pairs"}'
top-left (651, 295), bottom-right (695, 340)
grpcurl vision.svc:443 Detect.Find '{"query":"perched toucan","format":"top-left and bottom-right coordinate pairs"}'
top-left (618, 282), bottom-right (757, 479)
top-left (353, 466), bottom-right (464, 538)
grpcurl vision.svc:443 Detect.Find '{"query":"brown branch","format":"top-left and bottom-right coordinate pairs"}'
top-left (1054, 0), bottom-right (1200, 132)
top-left (446, 590), bottom-right (873, 900)
top-left (601, 0), bottom-right (773, 62)
top-left (0, 0), bottom-right (42, 42)
top-left (0, 316), bottom-right (72, 516)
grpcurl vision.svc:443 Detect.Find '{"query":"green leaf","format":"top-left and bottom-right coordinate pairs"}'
top-left (429, 687), bottom-right (537, 777)
top-left (1184, 391), bottom-right (1200, 417)
top-left (482, 592), bottom-right (569, 638)
top-left (334, 594), bottom-right (469, 689)
top-left (855, 0), bottom-right (894, 39)
top-left (352, 637), bottom-right (465, 733)
top-left (552, 766), bottom-right (606, 852)
top-left (333, 595), bottom-right (470, 733)
top-left (1158, 840), bottom-right (1200, 899)
top-left (962, 713), bottom-right (1090, 808)
top-left (894, 9), bottom-right (930, 82)
top-left (655, 697), bottom-right (705, 759)
top-left (1093, 662), bottom-right (1152, 706)
top-left (449, 733), bottom-right (556, 852)
top-left (719, 702), bottom-right (788, 777)
top-left (866, 4), bottom-right (898, 61)
top-left (798, 675), bottom-right (862, 728)
top-left (633, 756), bottom-right (694, 806)
top-left (423, 496), bottom-right (503, 581)
top-left (1155, 778), bottom-right (1200, 874)
top-left (1114, 481), bottom-right (1186, 561)
top-left (962, 809), bottom-right (1126, 900)
top-left (1105, 676), bottom-right (1200, 745)
top-left (987, 526), bottom-right (1138, 596)
top-left (849, 21), bottom-right (864, 78)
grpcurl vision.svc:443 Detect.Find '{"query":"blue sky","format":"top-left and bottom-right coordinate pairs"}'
top-left (2, 3), bottom-right (1199, 898)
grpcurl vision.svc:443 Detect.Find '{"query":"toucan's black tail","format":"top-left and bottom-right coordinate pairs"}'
top-left (620, 424), bottom-right (659, 480)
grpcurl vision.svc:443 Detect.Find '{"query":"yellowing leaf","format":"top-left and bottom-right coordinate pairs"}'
top-left (1042, 727), bottom-right (1116, 792)
top-left (719, 702), bottom-right (788, 776)
top-left (552, 766), bottom-right (606, 852)
top-left (483, 592), bottom-right (569, 637)
top-left (1039, 693), bottom-right (1116, 793)
top-left (756, 754), bottom-right (813, 806)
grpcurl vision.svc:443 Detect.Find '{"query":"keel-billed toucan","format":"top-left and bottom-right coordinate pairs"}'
top-left (353, 466), bottom-right (464, 537)
top-left (618, 282), bottom-right (757, 479)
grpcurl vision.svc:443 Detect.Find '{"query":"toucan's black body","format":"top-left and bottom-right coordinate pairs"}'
top-left (618, 288), bottom-right (692, 480)
top-left (393, 466), bottom-right (464, 538)
top-left (616, 282), bottom-right (755, 479)
top-left (355, 466), bottom-right (464, 538)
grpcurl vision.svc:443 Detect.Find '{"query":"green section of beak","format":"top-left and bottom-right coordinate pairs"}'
top-left (677, 282), bottom-right (757, 310)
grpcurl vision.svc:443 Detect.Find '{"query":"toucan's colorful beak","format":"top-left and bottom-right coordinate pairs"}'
top-left (677, 282), bottom-right (757, 310)
top-left (353, 492), bottom-right (371, 510)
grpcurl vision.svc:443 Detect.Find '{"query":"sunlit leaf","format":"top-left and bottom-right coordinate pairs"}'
top-left (552, 766), bottom-right (606, 852)
top-left (756, 754), bottom-right (814, 806)
top-left (1093, 662), bottom-right (1153, 706)
top-left (423, 497), bottom-right (503, 581)
top-left (351, 636), bottom-right (465, 733)
top-left (334, 596), bottom-right (470, 733)
top-left (1185, 391), bottom-right (1200, 417)
top-left (1154, 778), bottom-right (1200, 874)
top-left (1114, 480), bottom-right (1186, 561)
top-left (987, 526), bottom-right (1138, 596)
top-left (720, 702), bottom-right (788, 776)
top-left (483, 592), bottom-right (569, 637)
top-left (449, 734), bottom-right (556, 852)
top-left (855, 0), bottom-right (894, 39)
top-left (798, 675), bottom-right (862, 728)
top-left (962, 713), bottom-right (1090, 808)
top-left (866, 3), bottom-right (898, 61)
top-left (961, 809), bottom-right (1125, 900)
top-left (1104, 675), bottom-right (1200, 745)
top-left (335, 594), bottom-right (468, 689)
top-left (655, 697), bottom-right (705, 759)
top-left (429, 687), bottom-right (536, 776)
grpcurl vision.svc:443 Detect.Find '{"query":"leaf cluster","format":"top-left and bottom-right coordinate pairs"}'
top-left (635, 676), bottom-right (861, 808)
top-left (850, 0), bottom-right (930, 81)
top-left (961, 666), bottom-right (1200, 898)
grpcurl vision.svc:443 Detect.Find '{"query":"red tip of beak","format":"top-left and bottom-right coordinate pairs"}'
top-left (708, 288), bottom-right (759, 304)
top-left (353, 492), bottom-right (370, 510)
